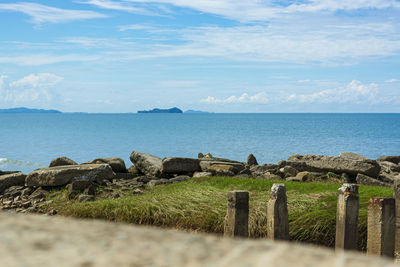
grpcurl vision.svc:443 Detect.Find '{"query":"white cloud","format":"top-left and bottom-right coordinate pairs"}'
top-left (0, 2), bottom-right (107, 24)
top-left (202, 92), bottom-right (269, 104)
top-left (0, 54), bottom-right (99, 66)
top-left (385, 78), bottom-right (399, 83)
top-left (0, 73), bottom-right (63, 106)
top-left (79, 0), bottom-right (154, 15)
top-left (123, 0), bottom-right (400, 22)
top-left (285, 80), bottom-right (385, 104)
top-left (119, 24), bottom-right (155, 31)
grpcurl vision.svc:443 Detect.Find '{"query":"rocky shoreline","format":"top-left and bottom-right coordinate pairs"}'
top-left (0, 151), bottom-right (399, 214)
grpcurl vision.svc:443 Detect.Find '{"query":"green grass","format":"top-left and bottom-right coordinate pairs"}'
top-left (47, 177), bottom-right (393, 250)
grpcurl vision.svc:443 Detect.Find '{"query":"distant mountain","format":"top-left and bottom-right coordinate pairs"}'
top-left (138, 107), bottom-right (183, 114)
top-left (184, 110), bottom-right (210, 114)
top-left (0, 107), bottom-right (62, 114)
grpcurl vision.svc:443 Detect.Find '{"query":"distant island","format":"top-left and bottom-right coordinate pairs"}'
top-left (184, 110), bottom-right (210, 114)
top-left (0, 107), bottom-right (62, 114)
top-left (138, 107), bottom-right (183, 114)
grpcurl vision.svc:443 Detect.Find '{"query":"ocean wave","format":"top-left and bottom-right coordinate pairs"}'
top-left (0, 158), bottom-right (46, 168)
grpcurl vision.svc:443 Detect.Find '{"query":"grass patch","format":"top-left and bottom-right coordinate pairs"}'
top-left (47, 176), bottom-right (393, 250)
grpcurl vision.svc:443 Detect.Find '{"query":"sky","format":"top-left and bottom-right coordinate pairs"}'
top-left (0, 0), bottom-right (399, 113)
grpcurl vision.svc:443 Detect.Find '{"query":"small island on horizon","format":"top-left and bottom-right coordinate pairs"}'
top-left (0, 107), bottom-right (62, 114)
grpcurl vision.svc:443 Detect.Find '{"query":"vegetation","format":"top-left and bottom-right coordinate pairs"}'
top-left (46, 176), bottom-right (393, 250)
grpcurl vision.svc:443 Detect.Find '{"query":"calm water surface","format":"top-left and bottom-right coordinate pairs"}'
top-left (0, 113), bottom-right (399, 173)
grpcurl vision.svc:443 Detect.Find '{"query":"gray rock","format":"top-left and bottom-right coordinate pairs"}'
top-left (77, 194), bottom-right (94, 202)
top-left (148, 179), bottom-right (170, 187)
top-left (0, 172), bottom-right (26, 193)
top-left (127, 165), bottom-right (142, 175)
top-left (130, 151), bottom-right (162, 177)
top-left (87, 157), bottom-right (127, 173)
top-left (49, 157), bottom-right (78, 167)
top-left (256, 174), bottom-right (282, 180)
top-left (379, 161), bottom-right (400, 173)
top-left (247, 154), bottom-right (258, 166)
top-left (234, 174), bottom-right (250, 178)
top-left (250, 164), bottom-right (278, 174)
top-left (279, 166), bottom-right (298, 178)
top-left (114, 173), bottom-right (138, 180)
top-left (295, 171), bottom-right (312, 182)
top-left (339, 152), bottom-right (367, 161)
top-left (198, 153), bottom-right (204, 158)
top-left (377, 155), bottom-right (400, 164)
top-left (379, 172), bottom-right (399, 184)
top-left (136, 176), bottom-right (154, 183)
top-left (26, 164), bottom-right (115, 187)
top-left (284, 154), bottom-right (380, 177)
top-left (0, 170), bottom-right (20, 176)
top-left (356, 173), bottom-right (390, 187)
top-left (192, 172), bottom-right (213, 178)
top-left (66, 180), bottom-right (92, 193)
top-left (169, 175), bottom-right (191, 183)
top-left (30, 188), bottom-right (49, 200)
top-left (286, 177), bottom-right (302, 182)
top-left (200, 161), bottom-right (245, 174)
top-left (161, 157), bottom-right (201, 174)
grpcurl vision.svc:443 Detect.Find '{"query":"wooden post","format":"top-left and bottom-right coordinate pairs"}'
top-left (267, 183), bottom-right (289, 240)
top-left (335, 183), bottom-right (359, 250)
top-left (367, 197), bottom-right (395, 257)
top-left (224, 190), bottom-right (249, 237)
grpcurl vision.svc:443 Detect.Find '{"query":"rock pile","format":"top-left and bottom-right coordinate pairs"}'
top-left (0, 152), bottom-right (399, 214)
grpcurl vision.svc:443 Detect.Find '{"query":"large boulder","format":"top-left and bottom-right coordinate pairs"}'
top-left (161, 157), bottom-right (201, 174)
top-left (247, 154), bottom-right (258, 166)
top-left (25, 164), bottom-right (115, 187)
top-left (339, 152), bottom-right (367, 161)
top-left (199, 158), bottom-right (245, 174)
top-left (356, 173), bottom-right (390, 187)
top-left (250, 164), bottom-right (278, 176)
top-left (283, 154), bottom-right (381, 178)
top-left (130, 151), bottom-right (162, 177)
top-left (377, 155), bottom-right (400, 164)
top-left (0, 172), bottom-right (26, 193)
top-left (49, 157), bottom-right (78, 167)
top-left (87, 157), bottom-right (127, 173)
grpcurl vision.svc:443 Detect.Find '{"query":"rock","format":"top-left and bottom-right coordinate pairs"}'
top-left (49, 157), bottom-right (78, 167)
top-left (130, 151), bottom-right (162, 177)
top-left (284, 154), bottom-right (381, 178)
top-left (148, 179), bottom-right (170, 187)
top-left (84, 185), bottom-right (97, 196)
top-left (377, 155), bottom-right (400, 164)
top-left (356, 173), bottom-right (390, 187)
top-left (0, 170), bottom-right (20, 176)
top-left (239, 168), bottom-right (252, 175)
top-left (169, 175), bottom-right (191, 183)
top-left (247, 154), bottom-right (258, 166)
top-left (77, 194), bottom-right (94, 202)
top-left (286, 177), bottom-right (302, 182)
top-left (198, 153), bottom-right (204, 158)
top-left (295, 171), bottom-right (312, 182)
top-left (3, 186), bottom-right (24, 198)
top-left (378, 172), bottom-right (399, 184)
top-left (234, 174), bottom-right (250, 178)
top-left (127, 165), bottom-right (142, 175)
top-left (21, 187), bottom-right (33, 198)
top-left (207, 164), bottom-right (236, 176)
top-left (204, 153), bottom-right (213, 158)
top-left (378, 161), bottom-right (400, 173)
top-left (66, 180), bottom-right (92, 193)
top-left (161, 157), bottom-right (201, 174)
top-left (250, 164), bottom-right (278, 174)
top-left (47, 209), bottom-right (57, 216)
top-left (132, 189), bottom-right (144, 195)
top-left (87, 157), bottom-right (127, 173)
top-left (200, 161), bottom-right (245, 174)
top-left (26, 164), bottom-right (115, 187)
top-left (0, 172), bottom-right (26, 193)
top-left (192, 172), bottom-right (213, 178)
top-left (114, 173), bottom-right (138, 180)
top-left (256, 174), bottom-right (282, 180)
top-left (279, 166), bottom-right (298, 178)
top-left (30, 188), bottom-right (49, 200)
top-left (339, 152), bottom-right (367, 161)
top-left (136, 176), bottom-right (153, 183)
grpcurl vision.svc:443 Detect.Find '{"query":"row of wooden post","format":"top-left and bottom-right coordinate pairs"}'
top-left (224, 181), bottom-right (400, 259)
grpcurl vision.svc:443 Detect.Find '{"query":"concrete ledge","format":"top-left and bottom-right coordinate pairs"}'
top-left (0, 212), bottom-right (396, 267)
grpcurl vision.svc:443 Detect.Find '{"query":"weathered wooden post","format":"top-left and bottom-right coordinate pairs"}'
top-left (267, 183), bottom-right (289, 240)
top-left (224, 190), bottom-right (249, 237)
top-left (394, 178), bottom-right (400, 260)
top-left (335, 183), bottom-right (359, 250)
top-left (367, 197), bottom-right (395, 257)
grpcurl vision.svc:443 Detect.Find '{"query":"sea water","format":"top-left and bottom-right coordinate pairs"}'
top-left (0, 113), bottom-right (399, 173)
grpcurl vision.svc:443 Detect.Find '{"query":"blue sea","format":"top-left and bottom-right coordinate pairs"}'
top-left (0, 113), bottom-right (399, 174)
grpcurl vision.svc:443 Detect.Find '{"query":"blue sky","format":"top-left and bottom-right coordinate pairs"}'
top-left (0, 0), bottom-right (399, 112)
